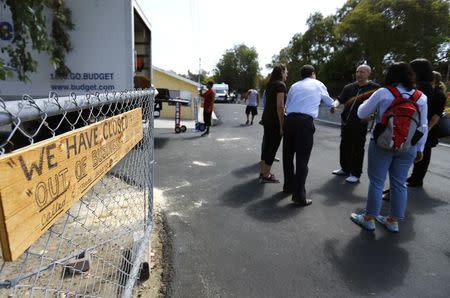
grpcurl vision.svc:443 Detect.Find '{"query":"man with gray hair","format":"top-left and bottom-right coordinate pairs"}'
top-left (332, 65), bottom-right (380, 183)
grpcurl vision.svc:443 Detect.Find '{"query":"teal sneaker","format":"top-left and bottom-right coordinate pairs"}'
top-left (350, 213), bottom-right (375, 231)
top-left (375, 215), bottom-right (399, 233)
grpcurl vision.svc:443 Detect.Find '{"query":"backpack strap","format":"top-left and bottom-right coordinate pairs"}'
top-left (383, 85), bottom-right (404, 114)
top-left (386, 85), bottom-right (402, 99)
top-left (386, 86), bottom-right (422, 105)
top-left (409, 90), bottom-right (422, 103)
top-left (408, 90), bottom-right (422, 125)
top-left (381, 86), bottom-right (421, 125)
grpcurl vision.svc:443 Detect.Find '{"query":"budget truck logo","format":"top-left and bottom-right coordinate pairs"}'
top-left (0, 21), bottom-right (13, 41)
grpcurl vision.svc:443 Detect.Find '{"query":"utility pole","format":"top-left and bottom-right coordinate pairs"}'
top-left (193, 57), bottom-right (202, 132)
top-left (198, 57), bottom-right (201, 87)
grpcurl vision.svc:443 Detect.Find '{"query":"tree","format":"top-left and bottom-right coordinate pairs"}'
top-left (256, 73), bottom-right (269, 91)
top-left (0, 0), bottom-right (74, 82)
top-left (336, 0), bottom-right (450, 80)
top-left (269, 33), bottom-right (305, 87)
top-left (182, 69), bottom-right (212, 85)
top-left (214, 44), bottom-right (260, 93)
top-left (270, 0), bottom-right (449, 94)
top-left (269, 13), bottom-right (339, 88)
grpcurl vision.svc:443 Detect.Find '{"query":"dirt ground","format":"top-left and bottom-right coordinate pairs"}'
top-left (136, 190), bottom-right (172, 298)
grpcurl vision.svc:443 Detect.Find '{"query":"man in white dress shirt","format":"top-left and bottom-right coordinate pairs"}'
top-left (283, 65), bottom-right (336, 206)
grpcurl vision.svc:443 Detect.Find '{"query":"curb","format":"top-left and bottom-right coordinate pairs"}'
top-left (314, 118), bottom-right (449, 148)
top-left (314, 118), bottom-right (340, 127)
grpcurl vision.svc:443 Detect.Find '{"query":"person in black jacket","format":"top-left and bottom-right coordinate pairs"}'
top-left (407, 70), bottom-right (447, 187)
top-left (332, 65), bottom-right (380, 183)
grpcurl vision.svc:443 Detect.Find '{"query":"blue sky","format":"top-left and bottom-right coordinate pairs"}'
top-left (137, 0), bottom-right (346, 75)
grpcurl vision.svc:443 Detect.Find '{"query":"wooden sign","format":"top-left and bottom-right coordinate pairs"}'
top-left (0, 108), bottom-right (143, 261)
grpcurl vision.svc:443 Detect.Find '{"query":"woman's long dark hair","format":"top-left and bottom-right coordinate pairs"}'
top-left (269, 64), bottom-right (286, 82)
top-left (385, 62), bottom-right (415, 90)
top-left (410, 58), bottom-right (433, 98)
top-left (410, 58), bottom-right (434, 82)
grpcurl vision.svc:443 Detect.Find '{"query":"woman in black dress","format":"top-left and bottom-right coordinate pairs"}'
top-left (259, 64), bottom-right (288, 183)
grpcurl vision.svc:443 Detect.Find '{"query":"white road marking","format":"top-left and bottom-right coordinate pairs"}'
top-left (192, 161), bottom-right (214, 167)
top-left (216, 137), bottom-right (242, 142)
top-left (168, 212), bottom-right (184, 217)
top-left (194, 200), bottom-right (204, 208)
top-left (161, 181), bottom-right (191, 192)
top-left (175, 181), bottom-right (191, 189)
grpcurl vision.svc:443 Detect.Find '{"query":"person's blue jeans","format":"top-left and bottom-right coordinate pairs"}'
top-left (366, 141), bottom-right (416, 219)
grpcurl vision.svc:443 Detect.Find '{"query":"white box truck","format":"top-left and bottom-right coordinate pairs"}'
top-left (212, 83), bottom-right (230, 103)
top-left (0, 0), bottom-right (152, 98)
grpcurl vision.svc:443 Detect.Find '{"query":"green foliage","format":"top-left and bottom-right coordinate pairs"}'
top-left (0, 0), bottom-right (74, 82)
top-left (0, 59), bottom-right (13, 80)
top-left (50, 0), bottom-right (75, 78)
top-left (256, 73), bottom-right (269, 91)
top-left (269, 13), bottom-right (340, 87)
top-left (271, 0), bottom-right (450, 94)
top-left (214, 44), bottom-right (260, 93)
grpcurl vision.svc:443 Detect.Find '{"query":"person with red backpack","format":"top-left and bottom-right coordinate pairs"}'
top-left (381, 59), bottom-right (442, 198)
top-left (350, 62), bottom-right (428, 233)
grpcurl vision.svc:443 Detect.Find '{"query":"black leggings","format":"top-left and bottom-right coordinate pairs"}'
top-left (339, 123), bottom-right (368, 177)
top-left (261, 125), bottom-right (282, 166)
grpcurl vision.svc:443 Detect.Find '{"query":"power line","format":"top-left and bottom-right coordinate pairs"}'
top-left (189, 0), bottom-right (201, 75)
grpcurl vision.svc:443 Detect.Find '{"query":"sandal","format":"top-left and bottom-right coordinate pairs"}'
top-left (260, 174), bottom-right (280, 183)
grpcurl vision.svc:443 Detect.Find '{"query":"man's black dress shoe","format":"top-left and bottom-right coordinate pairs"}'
top-left (292, 198), bottom-right (312, 206)
top-left (407, 181), bottom-right (423, 188)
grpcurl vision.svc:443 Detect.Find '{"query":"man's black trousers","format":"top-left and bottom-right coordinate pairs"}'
top-left (339, 122), bottom-right (368, 177)
top-left (283, 113), bottom-right (314, 202)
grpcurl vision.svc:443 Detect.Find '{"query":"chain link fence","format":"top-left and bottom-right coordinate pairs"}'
top-left (0, 89), bottom-right (156, 297)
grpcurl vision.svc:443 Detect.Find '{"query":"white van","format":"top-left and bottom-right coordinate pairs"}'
top-left (212, 83), bottom-right (230, 103)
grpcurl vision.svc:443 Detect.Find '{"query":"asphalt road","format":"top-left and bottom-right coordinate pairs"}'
top-left (154, 103), bottom-right (450, 298)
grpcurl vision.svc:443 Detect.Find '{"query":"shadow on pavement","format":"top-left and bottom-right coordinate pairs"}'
top-left (154, 137), bottom-right (170, 149)
top-left (407, 188), bottom-right (448, 215)
top-left (180, 134), bottom-right (205, 140)
top-left (232, 162), bottom-right (260, 178)
top-left (220, 179), bottom-right (265, 208)
top-left (245, 192), bottom-right (304, 223)
top-left (155, 133), bottom-right (208, 144)
top-left (324, 230), bottom-right (410, 295)
top-left (232, 124), bottom-right (251, 128)
top-left (312, 176), bottom-right (365, 206)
